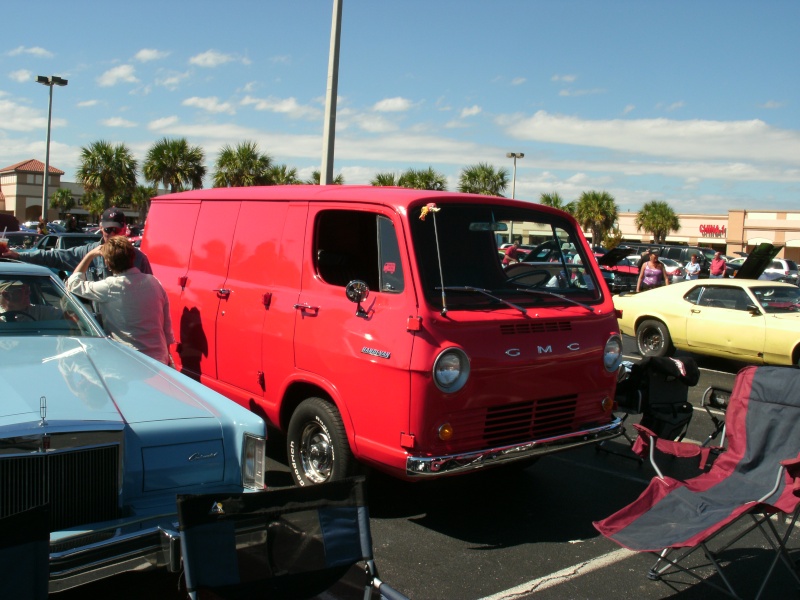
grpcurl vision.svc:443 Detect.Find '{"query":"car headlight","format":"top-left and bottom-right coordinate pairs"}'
top-left (604, 335), bottom-right (623, 372)
top-left (242, 433), bottom-right (267, 490)
top-left (433, 348), bottom-right (470, 393)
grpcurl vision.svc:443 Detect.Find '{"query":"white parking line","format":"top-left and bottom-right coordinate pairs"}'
top-left (476, 547), bottom-right (636, 599)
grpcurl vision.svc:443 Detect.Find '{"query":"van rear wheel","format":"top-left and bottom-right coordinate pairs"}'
top-left (287, 397), bottom-right (356, 486)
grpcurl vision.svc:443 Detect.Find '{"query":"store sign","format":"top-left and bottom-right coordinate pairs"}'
top-left (699, 224), bottom-right (726, 237)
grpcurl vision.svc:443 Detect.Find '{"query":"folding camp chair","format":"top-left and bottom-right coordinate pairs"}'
top-left (597, 356), bottom-right (699, 461)
top-left (700, 384), bottom-right (731, 448)
top-left (177, 476), bottom-right (409, 600)
top-left (594, 365), bottom-right (800, 599)
top-left (0, 504), bottom-right (50, 600)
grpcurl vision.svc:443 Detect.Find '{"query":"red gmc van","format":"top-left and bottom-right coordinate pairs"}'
top-left (142, 186), bottom-right (623, 485)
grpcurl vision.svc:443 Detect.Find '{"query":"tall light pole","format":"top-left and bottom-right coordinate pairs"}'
top-left (321, 0), bottom-right (342, 185)
top-left (36, 75), bottom-right (68, 221)
top-left (506, 152), bottom-right (524, 242)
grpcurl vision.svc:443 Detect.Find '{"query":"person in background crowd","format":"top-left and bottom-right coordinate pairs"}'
top-left (709, 251), bottom-right (726, 278)
top-left (65, 215), bottom-right (80, 232)
top-left (503, 241), bottom-right (520, 266)
top-left (684, 254), bottom-right (702, 280)
top-left (36, 219), bottom-right (48, 235)
top-left (636, 251), bottom-right (670, 292)
top-left (637, 248), bottom-right (659, 268)
top-left (67, 236), bottom-right (175, 365)
top-left (1, 207), bottom-right (151, 280)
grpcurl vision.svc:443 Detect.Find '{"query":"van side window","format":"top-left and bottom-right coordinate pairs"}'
top-left (315, 210), bottom-right (402, 293)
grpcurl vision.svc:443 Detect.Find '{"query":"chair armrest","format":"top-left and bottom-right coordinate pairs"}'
top-left (631, 423), bottom-right (712, 479)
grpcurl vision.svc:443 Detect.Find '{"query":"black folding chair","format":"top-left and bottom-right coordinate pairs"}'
top-left (178, 476), bottom-right (409, 600)
top-left (0, 504), bottom-right (50, 600)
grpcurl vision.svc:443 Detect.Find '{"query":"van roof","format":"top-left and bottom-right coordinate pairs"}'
top-left (149, 185), bottom-right (570, 217)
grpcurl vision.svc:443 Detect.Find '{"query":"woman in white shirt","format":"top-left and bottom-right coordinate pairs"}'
top-left (67, 236), bottom-right (175, 364)
top-left (684, 254), bottom-right (702, 280)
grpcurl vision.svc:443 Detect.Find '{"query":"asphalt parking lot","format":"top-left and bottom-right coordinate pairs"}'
top-left (53, 346), bottom-right (800, 599)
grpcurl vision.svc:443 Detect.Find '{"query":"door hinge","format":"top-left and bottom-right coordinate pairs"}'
top-left (400, 432), bottom-right (415, 448)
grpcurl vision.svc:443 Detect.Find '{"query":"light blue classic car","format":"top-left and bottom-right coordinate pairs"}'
top-left (0, 261), bottom-right (267, 594)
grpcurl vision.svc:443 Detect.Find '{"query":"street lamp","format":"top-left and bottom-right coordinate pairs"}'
top-left (36, 75), bottom-right (68, 221)
top-left (506, 152), bottom-right (524, 242)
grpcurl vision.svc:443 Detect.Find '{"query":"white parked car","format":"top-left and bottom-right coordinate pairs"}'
top-left (658, 257), bottom-right (685, 283)
top-left (0, 261), bottom-right (267, 594)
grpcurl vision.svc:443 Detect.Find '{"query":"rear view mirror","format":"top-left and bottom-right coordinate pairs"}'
top-left (469, 222), bottom-right (508, 232)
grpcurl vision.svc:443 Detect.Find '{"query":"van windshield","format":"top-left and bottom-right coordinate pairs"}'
top-left (409, 203), bottom-right (603, 311)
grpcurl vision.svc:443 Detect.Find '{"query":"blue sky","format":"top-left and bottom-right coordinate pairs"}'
top-left (2, 0), bottom-right (798, 215)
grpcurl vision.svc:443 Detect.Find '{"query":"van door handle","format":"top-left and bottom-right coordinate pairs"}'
top-left (293, 303), bottom-right (319, 313)
top-left (213, 288), bottom-right (231, 296)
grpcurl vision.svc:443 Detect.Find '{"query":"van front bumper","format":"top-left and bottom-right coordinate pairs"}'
top-left (405, 417), bottom-right (623, 476)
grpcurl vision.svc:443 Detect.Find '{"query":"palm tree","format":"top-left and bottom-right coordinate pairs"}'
top-left (75, 141), bottom-right (138, 210)
top-left (397, 167), bottom-right (447, 191)
top-left (539, 192), bottom-right (575, 213)
top-left (80, 190), bottom-right (106, 223)
top-left (212, 141), bottom-right (273, 187)
top-left (131, 184), bottom-right (157, 223)
top-left (573, 190), bottom-right (618, 247)
top-left (50, 188), bottom-right (75, 214)
top-left (306, 170), bottom-right (344, 185)
top-left (457, 163), bottom-right (508, 196)
top-left (634, 201), bottom-right (681, 244)
top-left (143, 137), bottom-right (206, 193)
top-left (371, 172), bottom-right (399, 186)
top-left (269, 164), bottom-right (300, 185)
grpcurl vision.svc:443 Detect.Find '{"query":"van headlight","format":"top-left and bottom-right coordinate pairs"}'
top-left (433, 348), bottom-right (470, 393)
top-left (242, 433), bottom-right (266, 490)
top-left (604, 335), bottom-right (623, 372)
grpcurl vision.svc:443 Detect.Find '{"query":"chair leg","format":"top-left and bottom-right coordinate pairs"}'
top-left (755, 507), bottom-right (800, 600)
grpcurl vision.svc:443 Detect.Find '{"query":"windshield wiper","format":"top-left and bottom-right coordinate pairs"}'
top-left (437, 286), bottom-right (527, 314)
top-left (514, 288), bottom-right (594, 312)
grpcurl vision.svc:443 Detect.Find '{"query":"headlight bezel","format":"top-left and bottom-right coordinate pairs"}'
top-left (604, 334), bottom-right (624, 373)
top-left (432, 348), bottom-right (471, 393)
top-left (242, 433), bottom-right (267, 490)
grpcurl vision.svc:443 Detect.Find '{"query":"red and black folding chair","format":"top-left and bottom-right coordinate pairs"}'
top-left (594, 365), bottom-right (800, 599)
top-left (178, 476), bottom-right (408, 600)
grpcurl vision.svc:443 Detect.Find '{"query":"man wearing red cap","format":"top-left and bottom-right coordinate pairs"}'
top-left (0, 207), bottom-right (151, 280)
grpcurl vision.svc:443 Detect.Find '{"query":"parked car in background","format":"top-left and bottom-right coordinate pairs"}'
top-left (596, 247), bottom-right (638, 293)
top-left (0, 261), bottom-right (267, 594)
top-left (17, 232), bottom-right (102, 279)
top-left (2, 231), bottom-right (43, 250)
top-left (659, 257), bottom-right (685, 283)
top-left (614, 278), bottom-right (800, 365)
top-left (764, 258), bottom-right (799, 284)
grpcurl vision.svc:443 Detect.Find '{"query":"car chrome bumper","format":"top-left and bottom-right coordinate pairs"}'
top-left (47, 515), bottom-right (183, 593)
top-left (405, 417), bottom-right (623, 476)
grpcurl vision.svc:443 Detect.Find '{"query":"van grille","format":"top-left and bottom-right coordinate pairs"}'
top-left (0, 446), bottom-right (120, 532)
top-left (483, 396), bottom-right (577, 446)
top-left (500, 321), bottom-right (572, 335)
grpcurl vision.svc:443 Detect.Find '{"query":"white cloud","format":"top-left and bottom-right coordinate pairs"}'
top-left (9, 69), bottom-right (32, 83)
top-left (623, 104), bottom-right (635, 115)
top-left (241, 95), bottom-right (320, 120)
top-left (350, 114), bottom-right (398, 133)
top-left (460, 105), bottom-right (481, 118)
top-left (666, 101), bottom-right (685, 112)
top-left (511, 77), bottom-right (526, 86)
top-left (373, 97), bottom-right (413, 112)
top-left (759, 100), bottom-right (786, 109)
top-left (0, 97), bottom-right (46, 131)
top-left (147, 115), bottom-right (180, 130)
top-left (97, 65), bottom-right (139, 87)
top-left (499, 110), bottom-right (800, 167)
top-left (156, 71), bottom-right (189, 90)
top-left (77, 100), bottom-right (99, 108)
top-left (7, 46), bottom-right (53, 58)
top-left (189, 50), bottom-right (235, 68)
top-left (552, 74), bottom-right (577, 83)
top-left (183, 96), bottom-right (236, 115)
top-left (135, 48), bottom-right (170, 62)
top-left (559, 88), bottom-right (606, 97)
top-left (102, 117), bottom-right (137, 128)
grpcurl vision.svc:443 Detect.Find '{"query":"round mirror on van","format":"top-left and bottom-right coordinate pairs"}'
top-left (345, 280), bottom-right (369, 304)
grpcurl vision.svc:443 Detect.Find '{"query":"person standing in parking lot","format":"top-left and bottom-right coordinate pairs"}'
top-left (67, 235), bottom-right (175, 365)
top-left (636, 251), bottom-right (670, 292)
top-left (684, 254), bottom-right (702, 280)
top-left (709, 252), bottom-right (726, 278)
top-left (1, 207), bottom-right (151, 280)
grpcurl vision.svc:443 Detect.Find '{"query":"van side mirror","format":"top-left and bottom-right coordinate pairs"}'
top-left (345, 280), bottom-right (370, 318)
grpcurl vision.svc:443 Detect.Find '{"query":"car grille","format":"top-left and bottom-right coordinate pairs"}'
top-left (0, 445), bottom-right (120, 532)
top-left (484, 396), bottom-right (577, 446)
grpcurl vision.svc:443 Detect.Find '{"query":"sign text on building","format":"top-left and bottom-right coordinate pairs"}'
top-left (699, 224), bottom-right (726, 237)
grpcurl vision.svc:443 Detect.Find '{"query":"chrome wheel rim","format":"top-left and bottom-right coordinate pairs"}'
top-left (299, 423), bottom-right (333, 483)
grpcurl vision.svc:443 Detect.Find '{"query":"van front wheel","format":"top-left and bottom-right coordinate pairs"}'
top-left (287, 397), bottom-right (356, 486)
